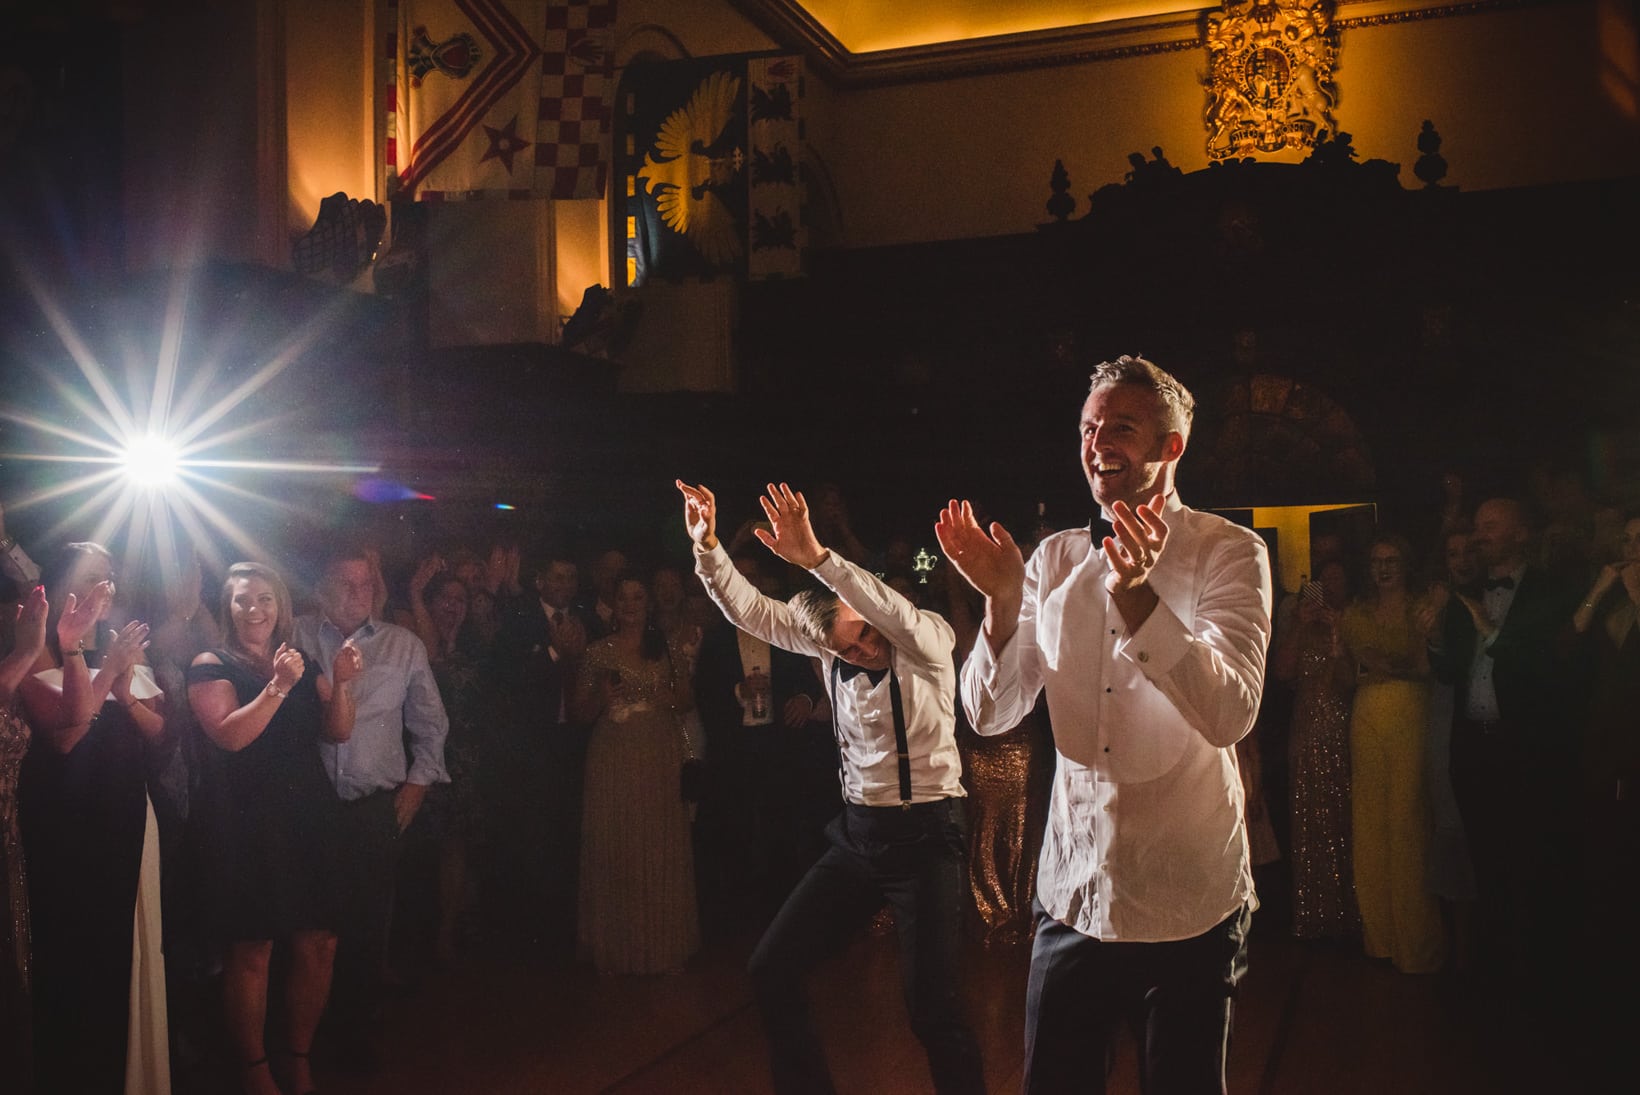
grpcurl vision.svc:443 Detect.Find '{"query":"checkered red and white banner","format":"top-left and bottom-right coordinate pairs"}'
top-left (387, 0), bottom-right (614, 201)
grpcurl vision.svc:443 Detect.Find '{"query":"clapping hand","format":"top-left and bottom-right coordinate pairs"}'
top-left (332, 641), bottom-right (364, 685)
top-left (270, 642), bottom-right (305, 693)
top-left (102, 620), bottom-right (151, 681)
top-left (1103, 493), bottom-right (1169, 594)
top-left (56, 580), bottom-right (113, 651)
top-left (14, 585), bottom-right (48, 657)
top-left (935, 499), bottom-right (1025, 603)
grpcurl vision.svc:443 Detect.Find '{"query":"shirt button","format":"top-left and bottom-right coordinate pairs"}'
top-left (1103, 746), bottom-right (1110, 753)
top-left (1103, 804), bottom-right (1112, 812)
top-left (1105, 687), bottom-right (1112, 693)
top-left (1137, 652), bottom-right (1150, 663)
top-left (1110, 629), bottom-right (1116, 635)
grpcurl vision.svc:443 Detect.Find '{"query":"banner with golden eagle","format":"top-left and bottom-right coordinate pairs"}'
top-left (387, 0), bottom-right (615, 201)
top-left (622, 53), bottom-right (804, 284)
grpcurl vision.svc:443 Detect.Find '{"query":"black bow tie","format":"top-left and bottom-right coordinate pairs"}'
top-left (1089, 513), bottom-right (1115, 546)
top-left (836, 662), bottom-right (889, 687)
top-left (1483, 575), bottom-right (1516, 591)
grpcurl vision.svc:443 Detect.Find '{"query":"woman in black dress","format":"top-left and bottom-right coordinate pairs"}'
top-left (187, 562), bottom-right (362, 1095)
top-left (17, 542), bottom-right (166, 1094)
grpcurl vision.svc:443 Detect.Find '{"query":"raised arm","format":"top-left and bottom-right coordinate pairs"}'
top-left (678, 480), bottom-right (823, 657)
top-left (758, 482), bottom-right (952, 662)
top-left (935, 499), bottom-right (1026, 655)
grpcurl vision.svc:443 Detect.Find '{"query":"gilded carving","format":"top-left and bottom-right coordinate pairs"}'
top-left (1203, 1), bottom-right (1339, 161)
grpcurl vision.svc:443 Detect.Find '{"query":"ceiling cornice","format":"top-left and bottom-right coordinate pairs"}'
top-left (726, 0), bottom-right (1559, 88)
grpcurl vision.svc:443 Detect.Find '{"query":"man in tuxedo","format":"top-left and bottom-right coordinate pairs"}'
top-left (691, 548), bottom-right (829, 938)
top-left (1427, 496), bottom-right (1582, 984)
top-left (680, 479), bottom-right (985, 1095)
top-left (490, 552), bottom-right (588, 955)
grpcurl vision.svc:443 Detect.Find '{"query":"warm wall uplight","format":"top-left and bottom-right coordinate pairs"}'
top-left (284, 0), bottom-right (376, 237)
top-left (796, 0), bottom-right (1204, 53)
top-left (1598, 0), bottom-right (1639, 118)
top-left (1247, 504), bottom-right (1377, 594)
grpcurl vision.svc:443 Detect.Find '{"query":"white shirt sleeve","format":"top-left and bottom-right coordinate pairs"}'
top-left (1115, 528), bottom-right (1271, 748)
top-left (694, 543), bottom-right (824, 658)
top-left (959, 550), bottom-right (1045, 737)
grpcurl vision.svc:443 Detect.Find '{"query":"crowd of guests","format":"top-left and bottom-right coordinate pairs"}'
top-left (1260, 473), bottom-right (1640, 1007)
top-left (0, 459), bottom-right (1635, 1093)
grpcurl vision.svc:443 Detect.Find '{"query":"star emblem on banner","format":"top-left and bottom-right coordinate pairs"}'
top-left (480, 115), bottom-right (531, 173)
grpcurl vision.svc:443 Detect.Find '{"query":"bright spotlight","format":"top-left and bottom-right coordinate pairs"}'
top-left (121, 435), bottom-right (182, 488)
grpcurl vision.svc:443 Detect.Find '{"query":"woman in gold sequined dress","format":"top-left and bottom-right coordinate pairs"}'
top-left (1, 582), bottom-right (48, 1093)
top-left (1271, 559), bottom-right (1360, 941)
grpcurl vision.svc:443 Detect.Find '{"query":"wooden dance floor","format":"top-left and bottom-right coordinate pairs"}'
top-left (320, 915), bottom-right (1618, 1095)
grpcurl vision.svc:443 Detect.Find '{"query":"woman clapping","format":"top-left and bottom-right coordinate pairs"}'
top-left (187, 563), bottom-right (362, 1095)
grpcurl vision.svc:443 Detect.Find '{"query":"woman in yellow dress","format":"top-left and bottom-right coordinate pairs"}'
top-left (1339, 535), bottom-right (1446, 974)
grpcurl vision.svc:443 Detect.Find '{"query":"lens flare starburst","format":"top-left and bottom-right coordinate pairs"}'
top-left (1, 265), bottom-right (382, 582)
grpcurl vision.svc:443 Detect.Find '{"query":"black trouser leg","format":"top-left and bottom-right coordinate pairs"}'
top-left (747, 845), bottom-right (882, 1095)
top-left (881, 802), bottom-right (986, 1095)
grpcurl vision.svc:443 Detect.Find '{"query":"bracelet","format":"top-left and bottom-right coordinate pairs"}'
top-left (0, 535), bottom-right (14, 553)
top-left (63, 645), bottom-right (86, 658)
top-left (266, 682), bottom-right (289, 699)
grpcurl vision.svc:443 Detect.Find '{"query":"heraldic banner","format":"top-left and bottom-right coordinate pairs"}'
top-left (623, 53), bottom-right (804, 284)
top-left (388, 0), bottom-right (615, 201)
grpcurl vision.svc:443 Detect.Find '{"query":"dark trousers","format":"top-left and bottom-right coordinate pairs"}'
top-left (327, 790), bottom-right (401, 1038)
top-left (1449, 715), bottom-right (1576, 989)
top-left (1022, 900), bottom-right (1251, 1095)
top-left (747, 798), bottom-right (985, 1095)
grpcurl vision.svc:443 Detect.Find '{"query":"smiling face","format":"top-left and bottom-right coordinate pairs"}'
top-left (827, 603), bottom-right (891, 671)
top-left (1080, 383), bottom-right (1184, 511)
top-left (229, 575), bottom-right (280, 654)
top-left (1367, 542), bottom-right (1408, 595)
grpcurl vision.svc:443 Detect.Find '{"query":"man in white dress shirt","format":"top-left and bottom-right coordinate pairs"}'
top-left (678, 479), bottom-right (985, 1095)
top-left (936, 355), bottom-right (1272, 1094)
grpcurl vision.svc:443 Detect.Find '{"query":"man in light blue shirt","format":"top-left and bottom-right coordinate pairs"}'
top-left (295, 548), bottom-right (448, 1072)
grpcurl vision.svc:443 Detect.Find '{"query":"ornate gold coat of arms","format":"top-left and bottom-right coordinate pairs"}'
top-left (1203, 1), bottom-right (1339, 160)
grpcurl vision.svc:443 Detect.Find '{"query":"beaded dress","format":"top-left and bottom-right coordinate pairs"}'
top-left (0, 699), bottom-right (32, 1091)
top-left (577, 637), bottom-right (700, 974)
top-left (1287, 621), bottom-right (1360, 939)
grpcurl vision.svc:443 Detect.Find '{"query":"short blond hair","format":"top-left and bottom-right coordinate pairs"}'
top-left (787, 588), bottom-right (842, 649)
top-left (1089, 354), bottom-right (1195, 442)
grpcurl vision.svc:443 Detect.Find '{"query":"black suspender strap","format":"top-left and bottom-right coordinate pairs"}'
top-left (829, 658), bottom-right (914, 809)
